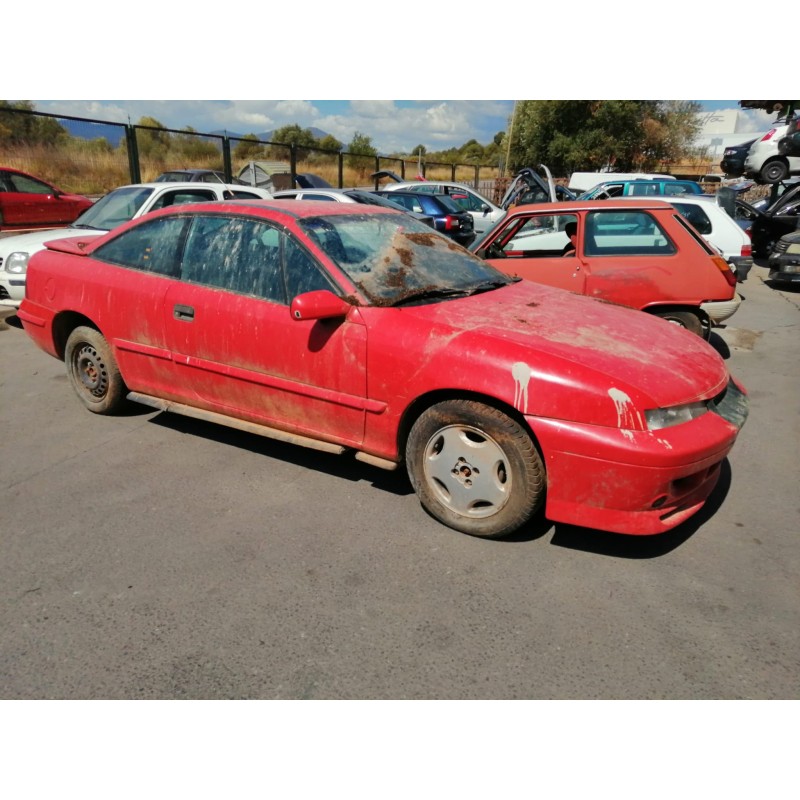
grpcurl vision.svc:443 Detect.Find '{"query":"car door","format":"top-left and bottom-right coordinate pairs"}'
top-left (3, 171), bottom-right (70, 226)
top-left (480, 210), bottom-right (587, 293)
top-left (85, 214), bottom-right (189, 396)
top-left (163, 212), bottom-right (368, 446)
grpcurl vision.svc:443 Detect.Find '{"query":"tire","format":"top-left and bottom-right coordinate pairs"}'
top-left (760, 159), bottom-right (789, 184)
top-left (64, 326), bottom-right (127, 414)
top-left (652, 310), bottom-right (704, 337)
top-left (405, 399), bottom-right (545, 538)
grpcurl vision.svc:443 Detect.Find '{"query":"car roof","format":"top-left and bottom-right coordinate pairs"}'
top-left (507, 198), bottom-right (681, 212)
top-left (169, 198), bottom-right (402, 221)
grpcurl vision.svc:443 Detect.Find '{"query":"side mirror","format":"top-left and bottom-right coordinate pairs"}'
top-left (290, 290), bottom-right (351, 321)
top-left (481, 203), bottom-right (490, 215)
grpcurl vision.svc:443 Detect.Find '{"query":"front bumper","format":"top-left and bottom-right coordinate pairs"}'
top-left (701, 293), bottom-right (742, 324)
top-left (0, 274), bottom-right (25, 307)
top-left (527, 379), bottom-right (748, 535)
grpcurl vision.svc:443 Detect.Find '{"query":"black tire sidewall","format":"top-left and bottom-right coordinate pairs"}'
top-left (405, 399), bottom-right (545, 538)
top-left (65, 326), bottom-right (126, 414)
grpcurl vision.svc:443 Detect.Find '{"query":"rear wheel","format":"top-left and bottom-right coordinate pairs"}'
top-left (65, 326), bottom-right (127, 414)
top-left (761, 159), bottom-right (789, 184)
top-left (652, 310), bottom-right (704, 337)
top-left (405, 399), bottom-right (545, 538)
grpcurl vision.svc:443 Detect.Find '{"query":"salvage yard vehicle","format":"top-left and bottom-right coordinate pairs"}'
top-left (377, 179), bottom-right (505, 234)
top-left (767, 225), bottom-right (800, 284)
top-left (471, 198), bottom-right (741, 337)
top-left (0, 181), bottom-right (272, 306)
top-left (18, 199), bottom-right (748, 539)
top-left (740, 181), bottom-right (800, 258)
top-left (372, 190), bottom-right (475, 246)
top-left (578, 179), bottom-right (705, 199)
top-left (0, 167), bottom-right (93, 231)
top-left (668, 194), bottom-right (754, 281)
top-left (744, 116), bottom-right (800, 184)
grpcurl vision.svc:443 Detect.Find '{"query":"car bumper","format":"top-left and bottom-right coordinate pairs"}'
top-left (729, 255), bottom-right (753, 282)
top-left (768, 265), bottom-right (800, 283)
top-left (720, 158), bottom-right (745, 177)
top-left (527, 379), bottom-right (748, 535)
top-left (701, 293), bottom-right (742, 324)
top-left (0, 274), bottom-right (25, 307)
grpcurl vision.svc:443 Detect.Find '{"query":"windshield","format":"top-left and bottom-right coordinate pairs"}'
top-left (298, 213), bottom-right (515, 306)
top-left (71, 186), bottom-right (154, 230)
top-left (344, 190), bottom-right (411, 212)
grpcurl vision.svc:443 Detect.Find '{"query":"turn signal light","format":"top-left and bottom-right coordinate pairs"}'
top-left (712, 255), bottom-right (737, 288)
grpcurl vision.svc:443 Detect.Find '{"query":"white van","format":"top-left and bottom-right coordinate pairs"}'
top-left (568, 172), bottom-right (675, 193)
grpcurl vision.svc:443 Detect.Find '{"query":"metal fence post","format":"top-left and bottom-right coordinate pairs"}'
top-left (289, 144), bottom-right (297, 189)
top-left (222, 136), bottom-right (233, 183)
top-left (125, 125), bottom-right (141, 184)
top-left (338, 153), bottom-right (344, 188)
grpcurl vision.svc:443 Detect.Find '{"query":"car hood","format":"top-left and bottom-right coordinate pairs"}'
top-left (390, 280), bottom-right (730, 417)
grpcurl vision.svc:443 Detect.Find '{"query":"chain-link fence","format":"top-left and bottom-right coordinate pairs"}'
top-left (1, 107), bottom-right (502, 197)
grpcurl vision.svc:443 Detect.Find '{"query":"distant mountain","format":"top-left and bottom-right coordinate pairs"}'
top-left (56, 118), bottom-right (332, 147)
top-left (210, 127), bottom-right (331, 142)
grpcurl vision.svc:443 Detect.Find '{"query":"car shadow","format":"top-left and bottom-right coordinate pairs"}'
top-left (543, 459), bottom-right (733, 558)
top-left (0, 311), bottom-right (23, 331)
top-left (708, 330), bottom-right (731, 359)
top-left (148, 411), bottom-right (415, 496)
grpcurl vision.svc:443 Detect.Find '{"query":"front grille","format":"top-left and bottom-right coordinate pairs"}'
top-left (0, 285), bottom-right (10, 300)
top-left (773, 239), bottom-right (789, 255)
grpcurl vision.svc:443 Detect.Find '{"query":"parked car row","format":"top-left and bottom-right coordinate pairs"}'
top-left (16, 197), bottom-right (749, 540)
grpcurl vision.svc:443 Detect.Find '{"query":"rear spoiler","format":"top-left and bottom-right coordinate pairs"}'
top-left (44, 237), bottom-right (97, 256)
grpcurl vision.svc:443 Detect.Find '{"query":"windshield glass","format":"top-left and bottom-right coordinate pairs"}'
top-left (298, 213), bottom-right (514, 306)
top-left (71, 186), bottom-right (155, 230)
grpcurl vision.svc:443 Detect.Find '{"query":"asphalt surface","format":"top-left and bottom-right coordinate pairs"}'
top-left (1, 265), bottom-right (798, 699)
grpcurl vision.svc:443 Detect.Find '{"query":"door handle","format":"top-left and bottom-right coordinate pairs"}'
top-left (173, 304), bottom-right (195, 321)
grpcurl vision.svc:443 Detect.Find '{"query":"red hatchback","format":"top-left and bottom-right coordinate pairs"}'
top-left (0, 167), bottom-right (93, 231)
top-left (18, 200), bottom-right (748, 539)
top-left (471, 199), bottom-right (741, 338)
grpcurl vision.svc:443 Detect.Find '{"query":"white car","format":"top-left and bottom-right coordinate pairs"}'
top-left (668, 194), bottom-right (754, 282)
top-left (0, 182), bottom-right (272, 307)
top-left (379, 180), bottom-right (504, 234)
top-left (744, 117), bottom-right (800, 184)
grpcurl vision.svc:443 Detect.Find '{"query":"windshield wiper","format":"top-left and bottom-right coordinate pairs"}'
top-left (70, 223), bottom-right (105, 230)
top-left (390, 287), bottom-right (473, 307)
top-left (464, 279), bottom-right (517, 296)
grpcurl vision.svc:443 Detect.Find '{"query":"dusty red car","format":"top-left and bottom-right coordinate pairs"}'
top-left (0, 167), bottom-right (93, 231)
top-left (18, 200), bottom-right (748, 539)
top-left (470, 199), bottom-right (741, 338)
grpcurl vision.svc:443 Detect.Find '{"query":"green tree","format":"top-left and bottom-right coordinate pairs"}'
top-left (234, 133), bottom-right (265, 161)
top-left (507, 100), bottom-right (702, 174)
top-left (133, 116), bottom-right (171, 160)
top-left (346, 131), bottom-right (377, 171)
top-left (270, 124), bottom-right (319, 160)
top-left (318, 134), bottom-right (343, 153)
top-left (0, 100), bottom-right (68, 145)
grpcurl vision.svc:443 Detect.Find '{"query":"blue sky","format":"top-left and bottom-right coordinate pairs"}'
top-left (21, 99), bottom-right (780, 155)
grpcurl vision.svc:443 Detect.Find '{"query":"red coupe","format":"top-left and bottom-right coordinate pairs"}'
top-left (18, 200), bottom-right (748, 539)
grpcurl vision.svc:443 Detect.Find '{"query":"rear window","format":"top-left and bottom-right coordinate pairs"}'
top-left (672, 214), bottom-right (717, 255)
top-left (584, 210), bottom-right (676, 256)
top-left (421, 194), bottom-right (461, 215)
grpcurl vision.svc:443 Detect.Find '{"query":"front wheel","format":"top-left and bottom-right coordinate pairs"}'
top-left (760, 159), bottom-right (789, 184)
top-left (64, 326), bottom-right (127, 414)
top-left (652, 310), bottom-right (704, 337)
top-left (405, 399), bottom-right (545, 538)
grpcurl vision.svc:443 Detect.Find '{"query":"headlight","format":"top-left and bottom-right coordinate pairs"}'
top-left (786, 243), bottom-right (800, 255)
top-left (645, 402), bottom-right (708, 430)
top-left (5, 252), bottom-right (30, 274)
